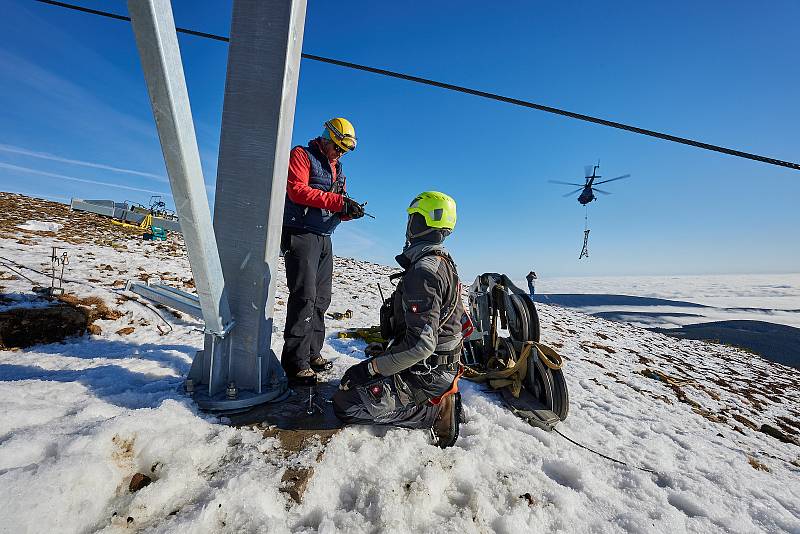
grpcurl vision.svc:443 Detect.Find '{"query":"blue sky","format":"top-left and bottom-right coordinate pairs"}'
top-left (1, 0), bottom-right (798, 280)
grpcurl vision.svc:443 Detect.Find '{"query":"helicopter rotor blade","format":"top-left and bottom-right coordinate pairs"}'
top-left (595, 174), bottom-right (631, 185)
top-left (562, 187), bottom-right (584, 197)
top-left (549, 180), bottom-right (585, 186)
top-left (594, 188), bottom-right (612, 195)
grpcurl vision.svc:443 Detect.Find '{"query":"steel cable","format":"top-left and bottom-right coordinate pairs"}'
top-left (31, 0), bottom-right (800, 172)
top-left (553, 427), bottom-right (660, 475)
top-left (0, 254), bottom-right (174, 333)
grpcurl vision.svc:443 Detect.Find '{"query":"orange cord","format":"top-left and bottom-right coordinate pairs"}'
top-left (429, 365), bottom-right (465, 405)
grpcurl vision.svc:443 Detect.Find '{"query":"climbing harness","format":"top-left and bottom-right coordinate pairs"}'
top-left (579, 205), bottom-right (590, 259)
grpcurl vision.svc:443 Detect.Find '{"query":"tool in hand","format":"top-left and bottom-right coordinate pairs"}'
top-left (361, 201), bottom-right (376, 219)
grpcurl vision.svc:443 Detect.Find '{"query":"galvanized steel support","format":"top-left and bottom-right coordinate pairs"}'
top-left (128, 0), bottom-right (231, 337)
top-left (204, 0), bottom-right (307, 409)
top-left (128, 0), bottom-right (306, 410)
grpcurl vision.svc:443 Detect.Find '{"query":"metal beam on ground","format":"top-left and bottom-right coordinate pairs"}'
top-left (125, 281), bottom-right (203, 319)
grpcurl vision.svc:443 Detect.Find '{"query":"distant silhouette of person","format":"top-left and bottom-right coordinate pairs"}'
top-left (526, 271), bottom-right (537, 297)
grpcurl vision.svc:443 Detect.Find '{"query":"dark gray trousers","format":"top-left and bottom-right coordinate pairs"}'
top-left (332, 367), bottom-right (456, 429)
top-left (281, 228), bottom-right (333, 374)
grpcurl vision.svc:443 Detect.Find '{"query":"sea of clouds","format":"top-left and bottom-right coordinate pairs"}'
top-left (525, 273), bottom-right (800, 329)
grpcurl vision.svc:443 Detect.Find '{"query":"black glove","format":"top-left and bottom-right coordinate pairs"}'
top-left (340, 360), bottom-right (377, 390)
top-left (364, 342), bottom-right (387, 357)
top-left (341, 196), bottom-right (365, 219)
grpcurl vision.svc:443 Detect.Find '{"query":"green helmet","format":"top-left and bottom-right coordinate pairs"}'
top-left (407, 191), bottom-right (457, 230)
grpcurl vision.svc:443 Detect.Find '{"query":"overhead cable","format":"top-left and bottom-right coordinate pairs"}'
top-left (32, 0), bottom-right (800, 172)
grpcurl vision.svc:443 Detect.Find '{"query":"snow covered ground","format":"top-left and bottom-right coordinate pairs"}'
top-left (1, 193), bottom-right (799, 533)
top-left (529, 273), bottom-right (800, 329)
top-left (15, 220), bottom-right (63, 233)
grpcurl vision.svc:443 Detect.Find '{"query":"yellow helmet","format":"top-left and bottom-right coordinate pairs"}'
top-left (323, 117), bottom-right (357, 152)
top-left (407, 191), bottom-right (457, 230)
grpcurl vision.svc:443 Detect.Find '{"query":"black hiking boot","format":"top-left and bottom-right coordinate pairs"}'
top-left (288, 368), bottom-right (317, 386)
top-left (432, 392), bottom-right (461, 449)
top-left (310, 356), bottom-right (333, 372)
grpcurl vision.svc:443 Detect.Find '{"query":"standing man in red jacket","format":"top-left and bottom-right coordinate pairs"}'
top-left (281, 118), bottom-right (364, 385)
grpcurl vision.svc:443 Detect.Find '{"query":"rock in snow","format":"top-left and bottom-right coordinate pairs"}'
top-left (0, 193), bottom-right (798, 533)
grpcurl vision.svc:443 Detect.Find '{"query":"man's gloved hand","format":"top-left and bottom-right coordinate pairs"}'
top-left (339, 360), bottom-right (377, 390)
top-left (341, 196), bottom-right (365, 219)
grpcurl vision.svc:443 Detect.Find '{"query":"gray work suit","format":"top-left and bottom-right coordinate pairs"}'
top-left (333, 242), bottom-right (464, 428)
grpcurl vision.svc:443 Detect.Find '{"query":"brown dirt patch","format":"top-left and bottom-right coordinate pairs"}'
top-left (111, 434), bottom-right (136, 469)
top-left (281, 467), bottom-right (314, 503)
top-left (0, 292), bottom-right (122, 348)
top-left (262, 427), bottom-right (340, 456)
top-left (129, 473), bottom-right (152, 493)
top-left (263, 427), bottom-right (341, 504)
top-left (57, 294), bottom-right (123, 321)
top-left (585, 342), bottom-right (616, 354)
top-left (0, 302), bottom-right (89, 348)
top-left (747, 456), bottom-right (770, 472)
top-left (760, 424), bottom-right (800, 446)
top-left (732, 413), bottom-right (759, 431)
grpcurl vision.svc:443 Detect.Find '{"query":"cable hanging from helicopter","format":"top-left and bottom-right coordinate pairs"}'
top-left (549, 163), bottom-right (631, 260)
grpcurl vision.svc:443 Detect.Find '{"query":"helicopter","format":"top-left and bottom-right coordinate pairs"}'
top-left (550, 164), bottom-right (630, 205)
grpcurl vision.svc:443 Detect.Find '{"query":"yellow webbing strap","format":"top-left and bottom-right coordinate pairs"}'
top-left (464, 341), bottom-right (564, 398)
top-left (536, 342), bottom-right (564, 370)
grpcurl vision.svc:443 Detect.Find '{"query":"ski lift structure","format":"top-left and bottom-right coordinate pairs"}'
top-left (549, 163), bottom-right (631, 259)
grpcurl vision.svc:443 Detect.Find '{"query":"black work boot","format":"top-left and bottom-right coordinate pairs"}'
top-left (310, 356), bottom-right (333, 372)
top-left (432, 392), bottom-right (461, 448)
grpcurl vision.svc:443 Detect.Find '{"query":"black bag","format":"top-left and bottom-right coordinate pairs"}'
top-left (379, 290), bottom-right (396, 341)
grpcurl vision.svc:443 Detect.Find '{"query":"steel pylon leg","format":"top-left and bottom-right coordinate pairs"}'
top-left (129, 0), bottom-right (307, 411)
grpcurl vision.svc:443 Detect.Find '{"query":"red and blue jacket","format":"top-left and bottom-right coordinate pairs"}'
top-left (283, 139), bottom-right (348, 236)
